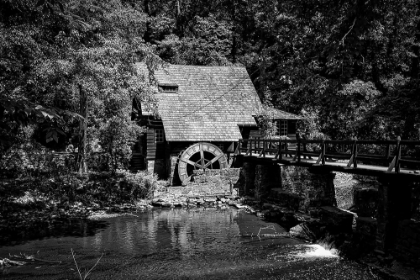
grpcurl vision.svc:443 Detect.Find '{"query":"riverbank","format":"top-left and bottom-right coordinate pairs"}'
top-left (1, 169), bottom-right (419, 280)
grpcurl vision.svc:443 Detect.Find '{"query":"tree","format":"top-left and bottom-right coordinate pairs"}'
top-left (0, 0), bottom-right (160, 173)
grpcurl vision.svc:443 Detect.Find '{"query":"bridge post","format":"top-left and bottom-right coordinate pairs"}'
top-left (297, 134), bottom-right (301, 163)
top-left (376, 175), bottom-right (412, 254)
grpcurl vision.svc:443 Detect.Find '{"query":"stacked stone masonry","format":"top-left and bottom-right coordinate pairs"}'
top-left (280, 165), bottom-right (337, 212)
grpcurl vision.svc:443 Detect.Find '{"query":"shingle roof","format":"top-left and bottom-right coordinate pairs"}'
top-left (135, 63), bottom-right (300, 142)
top-left (262, 105), bottom-right (302, 120)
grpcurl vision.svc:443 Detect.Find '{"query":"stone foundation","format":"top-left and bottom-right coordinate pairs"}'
top-left (238, 162), bottom-right (256, 196)
top-left (279, 165), bottom-right (336, 212)
top-left (147, 159), bottom-right (166, 179)
top-left (254, 165), bottom-right (281, 200)
top-left (353, 187), bottom-right (378, 217)
top-left (187, 168), bottom-right (241, 188)
top-left (152, 168), bottom-right (241, 207)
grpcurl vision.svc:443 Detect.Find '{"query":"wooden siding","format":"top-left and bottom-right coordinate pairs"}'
top-left (146, 128), bottom-right (156, 159)
top-left (146, 128), bottom-right (166, 160)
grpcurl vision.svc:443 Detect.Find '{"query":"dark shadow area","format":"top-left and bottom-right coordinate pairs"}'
top-left (0, 217), bottom-right (109, 247)
top-left (171, 160), bottom-right (182, 186)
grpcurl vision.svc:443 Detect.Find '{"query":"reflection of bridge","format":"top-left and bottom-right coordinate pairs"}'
top-left (236, 138), bottom-right (420, 180)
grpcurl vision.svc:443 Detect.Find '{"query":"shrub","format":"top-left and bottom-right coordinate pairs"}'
top-left (117, 170), bottom-right (158, 200)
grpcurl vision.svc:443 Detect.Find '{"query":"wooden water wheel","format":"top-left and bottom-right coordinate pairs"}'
top-left (178, 142), bottom-right (228, 185)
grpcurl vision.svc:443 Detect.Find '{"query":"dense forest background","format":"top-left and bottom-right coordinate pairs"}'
top-left (1, 0), bottom-right (420, 174)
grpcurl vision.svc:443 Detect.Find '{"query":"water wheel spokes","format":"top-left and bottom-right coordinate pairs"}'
top-left (178, 142), bottom-right (227, 185)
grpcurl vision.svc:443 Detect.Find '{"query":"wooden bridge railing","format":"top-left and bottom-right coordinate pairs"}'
top-left (236, 137), bottom-right (420, 173)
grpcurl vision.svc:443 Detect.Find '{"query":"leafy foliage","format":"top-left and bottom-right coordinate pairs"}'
top-left (0, 0), bottom-right (160, 173)
top-left (1, 0), bottom-right (420, 178)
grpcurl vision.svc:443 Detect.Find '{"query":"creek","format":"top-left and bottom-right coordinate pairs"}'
top-left (0, 207), bottom-right (381, 279)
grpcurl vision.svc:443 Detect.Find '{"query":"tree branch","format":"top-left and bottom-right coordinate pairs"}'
top-left (340, 18), bottom-right (357, 46)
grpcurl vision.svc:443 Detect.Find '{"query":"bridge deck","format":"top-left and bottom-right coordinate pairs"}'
top-left (240, 153), bottom-right (418, 176)
top-left (236, 138), bottom-right (420, 180)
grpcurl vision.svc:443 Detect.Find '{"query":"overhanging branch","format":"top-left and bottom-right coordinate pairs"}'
top-left (340, 18), bottom-right (357, 46)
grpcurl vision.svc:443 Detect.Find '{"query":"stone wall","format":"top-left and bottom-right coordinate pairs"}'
top-left (236, 162), bottom-right (255, 196)
top-left (235, 163), bottom-right (281, 198)
top-left (254, 165), bottom-right (281, 200)
top-left (353, 187), bottom-right (378, 217)
top-left (147, 159), bottom-right (166, 179)
top-left (280, 165), bottom-right (336, 212)
top-left (185, 168), bottom-right (241, 194)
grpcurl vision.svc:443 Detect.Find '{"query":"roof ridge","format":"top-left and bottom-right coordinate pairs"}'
top-left (166, 64), bottom-right (246, 69)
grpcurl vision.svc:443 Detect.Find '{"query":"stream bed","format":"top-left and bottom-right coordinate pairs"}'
top-left (0, 207), bottom-right (381, 279)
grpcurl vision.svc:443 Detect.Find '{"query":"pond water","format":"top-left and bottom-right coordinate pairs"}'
top-left (0, 207), bottom-right (381, 279)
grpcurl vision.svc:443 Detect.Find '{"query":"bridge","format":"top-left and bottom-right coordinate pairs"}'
top-left (233, 137), bottom-right (420, 261)
top-left (235, 137), bottom-right (420, 180)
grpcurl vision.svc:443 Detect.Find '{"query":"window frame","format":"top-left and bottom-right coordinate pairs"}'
top-left (158, 84), bottom-right (179, 93)
top-left (155, 128), bottom-right (165, 143)
top-left (275, 120), bottom-right (288, 136)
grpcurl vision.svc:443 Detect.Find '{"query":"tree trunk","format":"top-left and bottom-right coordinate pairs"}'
top-left (175, 0), bottom-right (184, 37)
top-left (403, 9), bottom-right (420, 139)
top-left (410, 19), bottom-right (420, 80)
top-left (230, 2), bottom-right (237, 64)
top-left (144, 0), bottom-right (152, 43)
top-left (77, 84), bottom-right (88, 174)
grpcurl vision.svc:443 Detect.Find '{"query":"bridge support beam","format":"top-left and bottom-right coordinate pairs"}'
top-left (376, 175), bottom-right (412, 254)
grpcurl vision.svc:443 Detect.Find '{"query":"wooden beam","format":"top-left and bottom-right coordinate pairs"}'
top-left (316, 152), bottom-right (323, 164)
top-left (395, 137), bottom-right (401, 173)
top-left (199, 143), bottom-right (205, 168)
top-left (347, 154), bottom-right (354, 168)
top-left (180, 157), bottom-right (202, 169)
top-left (203, 153), bottom-right (223, 169)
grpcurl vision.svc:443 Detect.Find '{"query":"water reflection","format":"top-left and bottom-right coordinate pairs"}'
top-left (0, 218), bottom-right (109, 247)
top-left (0, 208), bottom-right (382, 280)
top-left (83, 208), bottom-right (241, 256)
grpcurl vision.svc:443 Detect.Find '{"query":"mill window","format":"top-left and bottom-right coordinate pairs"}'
top-left (158, 83), bottom-right (178, 93)
top-left (276, 120), bottom-right (288, 136)
top-left (155, 129), bottom-right (165, 143)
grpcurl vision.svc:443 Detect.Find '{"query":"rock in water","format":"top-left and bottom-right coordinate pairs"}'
top-left (290, 223), bottom-right (317, 241)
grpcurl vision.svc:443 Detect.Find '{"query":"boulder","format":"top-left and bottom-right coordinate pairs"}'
top-left (319, 206), bottom-right (354, 233)
top-left (151, 200), bottom-right (163, 207)
top-left (355, 217), bottom-right (377, 238)
top-left (161, 202), bottom-right (173, 207)
top-left (234, 204), bottom-right (247, 209)
top-left (204, 197), bottom-right (217, 203)
top-left (290, 223), bottom-right (316, 241)
top-left (294, 212), bottom-right (312, 222)
top-left (227, 200), bottom-right (237, 206)
top-left (173, 201), bottom-right (183, 207)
